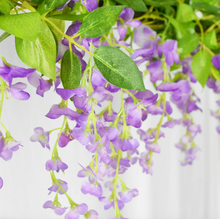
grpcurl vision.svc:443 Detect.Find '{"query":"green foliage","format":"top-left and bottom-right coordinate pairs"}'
top-left (114, 0), bottom-right (148, 12)
top-left (211, 65), bottom-right (220, 82)
top-left (31, 0), bottom-right (44, 4)
top-left (46, 18), bottom-right (65, 40)
top-left (176, 3), bottom-right (196, 22)
top-left (204, 30), bottom-right (218, 50)
top-left (192, 2), bottom-right (220, 17)
top-left (45, 0), bottom-right (69, 12)
top-left (94, 46), bottom-right (145, 91)
top-left (191, 50), bottom-right (211, 87)
top-left (0, 12), bottom-right (41, 42)
top-left (143, 0), bottom-right (177, 7)
top-left (0, 0), bottom-right (11, 15)
top-left (61, 50), bottom-right (82, 89)
top-left (178, 34), bottom-right (200, 56)
top-left (78, 6), bottom-right (124, 38)
top-left (15, 22), bottom-right (56, 80)
top-left (48, 13), bottom-right (88, 21)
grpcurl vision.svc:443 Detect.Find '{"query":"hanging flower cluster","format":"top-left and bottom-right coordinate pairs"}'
top-left (0, 0), bottom-right (220, 218)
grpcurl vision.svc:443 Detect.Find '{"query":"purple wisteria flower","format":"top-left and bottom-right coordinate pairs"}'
top-left (57, 0), bottom-right (78, 11)
top-left (81, 181), bottom-right (103, 197)
top-left (0, 132), bottom-right (20, 161)
top-left (65, 203), bottom-right (88, 219)
top-left (48, 180), bottom-right (68, 195)
top-left (30, 127), bottom-right (50, 149)
top-left (46, 104), bottom-right (79, 120)
top-left (8, 82), bottom-right (30, 100)
top-left (119, 188), bottom-right (139, 203)
top-left (46, 158), bottom-right (68, 172)
top-left (181, 57), bottom-right (196, 83)
top-left (77, 164), bottom-right (102, 183)
top-left (84, 210), bottom-right (98, 219)
top-left (99, 197), bottom-right (124, 210)
top-left (0, 177), bottom-right (3, 189)
top-left (62, 21), bottom-right (87, 71)
top-left (81, 0), bottom-right (98, 12)
top-left (158, 39), bottom-right (179, 66)
top-left (43, 200), bottom-right (67, 215)
top-left (212, 55), bottom-right (220, 69)
top-left (28, 72), bottom-right (52, 97)
top-left (0, 59), bottom-right (35, 86)
top-left (139, 151), bottom-right (153, 175)
top-left (58, 130), bottom-right (76, 148)
top-left (181, 147), bottom-right (199, 166)
top-left (117, 8), bottom-right (141, 41)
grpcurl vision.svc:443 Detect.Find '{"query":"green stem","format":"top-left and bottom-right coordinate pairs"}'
top-left (196, 19), bottom-right (204, 44)
top-left (0, 32), bottom-right (11, 43)
top-left (0, 121), bottom-right (8, 132)
top-left (52, 116), bottom-right (67, 159)
top-left (48, 128), bottom-right (61, 134)
top-left (113, 149), bottom-right (122, 218)
top-left (22, 1), bottom-right (36, 12)
top-left (123, 89), bottom-right (139, 104)
top-left (51, 171), bottom-right (77, 207)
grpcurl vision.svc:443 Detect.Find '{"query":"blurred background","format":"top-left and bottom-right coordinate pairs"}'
top-left (0, 28), bottom-right (220, 219)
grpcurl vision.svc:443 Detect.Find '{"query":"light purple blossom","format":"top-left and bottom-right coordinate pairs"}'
top-left (85, 210), bottom-right (98, 219)
top-left (28, 72), bottom-right (52, 97)
top-left (0, 58), bottom-right (35, 86)
top-left (30, 127), bottom-right (50, 149)
top-left (81, 181), bottom-right (103, 197)
top-left (117, 8), bottom-right (141, 41)
top-left (8, 82), bottom-right (30, 100)
top-left (77, 164), bottom-right (102, 183)
top-left (43, 200), bottom-right (67, 215)
top-left (58, 130), bottom-right (76, 148)
top-left (212, 55), bottom-right (220, 69)
top-left (99, 197), bottom-right (124, 210)
top-left (48, 180), bottom-right (68, 195)
top-left (158, 39), bottom-right (179, 66)
top-left (0, 132), bottom-right (20, 161)
top-left (119, 188), bottom-right (139, 203)
top-left (45, 159), bottom-right (68, 172)
top-left (81, 0), bottom-right (98, 12)
top-left (46, 104), bottom-right (79, 120)
top-left (65, 203), bottom-right (88, 219)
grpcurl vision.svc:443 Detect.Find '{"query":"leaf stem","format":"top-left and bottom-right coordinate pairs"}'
top-left (0, 32), bottom-right (11, 43)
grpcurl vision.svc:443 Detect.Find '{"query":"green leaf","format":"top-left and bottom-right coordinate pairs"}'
top-left (31, 0), bottom-right (44, 4)
top-left (61, 50), bottom-right (81, 89)
top-left (46, 17), bottom-right (65, 40)
top-left (94, 46), bottom-right (145, 91)
top-left (48, 13), bottom-right (88, 21)
top-left (79, 6), bottom-right (125, 38)
top-left (211, 65), bottom-right (220, 82)
top-left (114, 0), bottom-right (148, 12)
top-left (192, 2), bottom-right (220, 18)
top-left (15, 22), bottom-right (56, 80)
top-left (45, 0), bottom-right (69, 12)
top-left (165, 15), bottom-right (195, 39)
top-left (0, 12), bottom-right (41, 42)
top-left (176, 3), bottom-right (196, 22)
top-left (204, 29), bottom-right (218, 50)
top-left (191, 50), bottom-right (211, 87)
top-left (178, 33), bottom-right (199, 56)
top-left (143, 0), bottom-right (177, 7)
top-left (0, 0), bottom-right (11, 15)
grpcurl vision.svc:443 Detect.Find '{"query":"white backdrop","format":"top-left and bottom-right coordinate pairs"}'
top-left (0, 29), bottom-right (220, 219)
